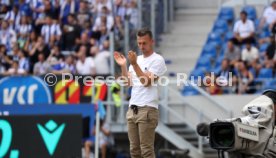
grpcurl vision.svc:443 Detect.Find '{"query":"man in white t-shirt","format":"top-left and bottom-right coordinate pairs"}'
top-left (76, 45), bottom-right (96, 75)
top-left (114, 28), bottom-right (167, 158)
top-left (261, 1), bottom-right (276, 30)
top-left (90, 46), bottom-right (110, 75)
top-left (232, 11), bottom-right (255, 45)
top-left (241, 42), bottom-right (259, 63)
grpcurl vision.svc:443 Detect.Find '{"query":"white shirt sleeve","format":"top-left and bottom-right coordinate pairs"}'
top-left (4, 11), bottom-right (10, 20)
top-left (252, 47), bottom-right (259, 59)
top-left (55, 24), bottom-right (62, 36)
top-left (93, 17), bottom-right (101, 31)
top-left (107, 16), bottom-right (114, 31)
top-left (103, 51), bottom-right (110, 58)
top-left (10, 30), bottom-right (17, 43)
top-left (263, 7), bottom-right (270, 18)
top-left (148, 57), bottom-right (167, 77)
top-left (248, 20), bottom-right (255, 32)
top-left (233, 21), bottom-right (239, 33)
top-left (89, 57), bottom-right (96, 69)
top-left (41, 25), bottom-right (46, 36)
top-left (241, 49), bottom-right (246, 61)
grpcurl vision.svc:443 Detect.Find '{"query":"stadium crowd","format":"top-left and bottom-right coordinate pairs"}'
top-left (202, 2), bottom-right (276, 95)
top-left (0, 0), bottom-right (138, 76)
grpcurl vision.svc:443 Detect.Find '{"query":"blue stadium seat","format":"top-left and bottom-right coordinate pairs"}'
top-left (259, 30), bottom-right (271, 39)
top-left (254, 19), bottom-right (260, 27)
top-left (242, 6), bottom-right (257, 20)
top-left (211, 66), bottom-right (221, 75)
top-left (213, 19), bottom-right (228, 32)
top-left (202, 42), bottom-right (217, 55)
top-left (189, 68), bottom-right (206, 79)
top-left (225, 31), bottom-right (234, 41)
top-left (259, 43), bottom-right (270, 52)
top-left (218, 7), bottom-right (235, 21)
top-left (215, 55), bottom-right (224, 67)
top-left (182, 86), bottom-right (199, 96)
top-left (249, 67), bottom-right (257, 78)
top-left (207, 31), bottom-right (223, 45)
top-left (219, 44), bottom-right (227, 57)
top-left (258, 68), bottom-right (273, 79)
top-left (262, 80), bottom-right (276, 90)
top-left (196, 56), bottom-right (212, 69)
top-left (213, 28), bottom-right (225, 36)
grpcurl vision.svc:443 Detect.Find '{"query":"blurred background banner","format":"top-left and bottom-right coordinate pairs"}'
top-left (0, 104), bottom-right (95, 130)
top-left (0, 75), bottom-right (109, 105)
top-left (0, 115), bottom-right (82, 158)
top-left (0, 76), bottom-right (52, 105)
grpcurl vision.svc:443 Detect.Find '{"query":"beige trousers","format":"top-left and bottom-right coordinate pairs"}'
top-left (126, 106), bottom-right (159, 158)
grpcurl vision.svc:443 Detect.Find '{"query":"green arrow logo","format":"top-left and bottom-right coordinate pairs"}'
top-left (37, 120), bottom-right (66, 156)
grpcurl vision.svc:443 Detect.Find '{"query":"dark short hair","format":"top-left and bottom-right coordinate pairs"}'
top-left (263, 90), bottom-right (276, 104)
top-left (136, 28), bottom-right (153, 39)
top-left (13, 60), bottom-right (19, 65)
top-left (240, 11), bottom-right (248, 16)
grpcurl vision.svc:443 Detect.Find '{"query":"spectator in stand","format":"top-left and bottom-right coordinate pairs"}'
top-left (41, 15), bottom-right (62, 47)
top-left (29, 0), bottom-right (43, 18)
top-left (0, 0), bottom-right (10, 8)
top-left (76, 0), bottom-right (93, 26)
top-left (76, 45), bottom-right (96, 75)
top-left (82, 20), bottom-right (93, 36)
top-left (232, 11), bottom-right (255, 45)
top-left (29, 36), bottom-right (50, 73)
top-left (51, 54), bottom-right (76, 74)
top-left (16, 15), bottom-right (32, 48)
top-left (0, 63), bottom-right (5, 74)
top-left (224, 41), bottom-right (241, 66)
top-left (75, 32), bottom-right (91, 55)
top-left (217, 59), bottom-right (237, 87)
top-left (90, 45), bottom-right (110, 75)
top-left (264, 36), bottom-right (276, 68)
top-left (61, 14), bottom-right (82, 50)
top-left (204, 72), bottom-right (223, 95)
top-left (99, 25), bottom-right (109, 49)
top-left (5, 4), bottom-right (21, 29)
top-left (33, 53), bottom-right (50, 75)
top-left (101, 39), bottom-right (110, 51)
top-left (90, 37), bottom-right (98, 48)
top-left (126, 0), bottom-right (138, 29)
top-left (95, 0), bottom-right (112, 15)
top-left (31, 0), bottom-right (46, 31)
top-left (0, 44), bottom-right (11, 72)
top-left (260, 1), bottom-right (276, 30)
top-left (241, 42), bottom-right (259, 63)
top-left (93, 6), bottom-right (114, 32)
top-left (241, 42), bottom-right (262, 77)
top-left (0, 3), bottom-right (9, 19)
top-left (3, 60), bottom-right (27, 75)
top-left (0, 20), bottom-right (17, 53)
top-left (18, 0), bottom-right (32, 18)
top-left (47, 44), bottom-right (64, 63)
top-left (114, 0), bottom-right (126, 21)
top-left (18, 49), bottom-right (30, 73)
top-left (64, 55), bottom-right (76, 73)
top-left (44, 0), bottom-right (59, 19)
top-left (84, 118), bottom-right (114, 158)
top-left (59, 0), bottom-right (79, 24)
top-left (113, 15), bottom-right (124, 42)
top-left (236, 60), bottom-right (255, 94)
top-left (47, 45), bottom-right (67, 73)
top-left (24, 30), bottom-right (37, 52)
top-left (9, 43), bottom-right (20, 61)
